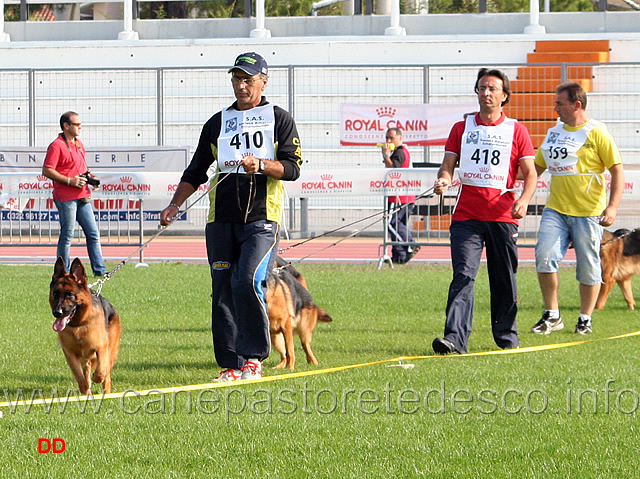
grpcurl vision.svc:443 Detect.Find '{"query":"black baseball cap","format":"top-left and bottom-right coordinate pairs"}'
top-left (228, 52), bottom-right (269, 76)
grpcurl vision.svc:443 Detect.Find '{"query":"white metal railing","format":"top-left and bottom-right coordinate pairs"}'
top-left (1, 0), bottom-right (271, 40)
top-left (0, 0), bottom-right (424, 41)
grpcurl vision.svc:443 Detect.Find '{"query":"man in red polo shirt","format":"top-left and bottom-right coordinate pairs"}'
top-left (42, 111), bottom-right (106, 276)
top-left (431, 68), bottom-right (537, 354)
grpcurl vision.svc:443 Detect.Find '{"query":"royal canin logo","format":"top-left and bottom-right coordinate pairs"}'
top-left (388, 172), bottom-right (402, 179)
top-left (102, 176), bottom-right (151, 193)
top-left (301, 173), bottom-right (353, 192)
top-left (376, 107), bottom-right (396, 118)
top-left (479, 167), bottom-right (490, 173)
top-left (37, 175), bottom-right (48, 182)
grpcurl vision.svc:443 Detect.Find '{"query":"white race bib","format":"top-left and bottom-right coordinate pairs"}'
top-left (218, 104), bottom-right (276, 173)
top-left (540, 119), bottom-right (596, 177)
top-left (459, 116), bottom-right (515, 190)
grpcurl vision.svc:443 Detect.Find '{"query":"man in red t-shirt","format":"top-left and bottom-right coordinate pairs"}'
top-left (42, 111), bottom-right (106, 276)
top-left (431, 68), bottom-right (537, 354)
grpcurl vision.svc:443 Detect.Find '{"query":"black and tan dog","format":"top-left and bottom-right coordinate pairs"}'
top-left (267, 258), bottom-right (332, 370)
top-left (596, 228), bottom-right (640, 311)
top-left (49, 257), bottom-right (121, 394)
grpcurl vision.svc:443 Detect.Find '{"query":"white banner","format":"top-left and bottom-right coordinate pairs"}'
top-left (1, 169), bottom-right (637, 209)
top-left (0, 171), bottom-right (210, 219)
top-left (339, 103), bottom-right (477, 146)
top-left (0, 146), bottom-right (190, 173)
top-left (0, 172), bottom-right (202, 202)
top-left (285, 169), bottom-right (637, 199)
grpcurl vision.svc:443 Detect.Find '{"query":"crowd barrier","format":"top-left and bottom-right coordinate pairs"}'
top-left (0, 171), bottom-right (183, 263)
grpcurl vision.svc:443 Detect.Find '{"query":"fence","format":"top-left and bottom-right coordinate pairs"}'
top-left (1, 62), bottom-right (639, 250)
top-left (0, 196), bottom-right (148, 262)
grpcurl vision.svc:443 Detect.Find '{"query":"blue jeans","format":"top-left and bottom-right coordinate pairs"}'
top-left (54, 198), bottom-right (106, 276)
top-left (535, 207), bottom-right (603, 285)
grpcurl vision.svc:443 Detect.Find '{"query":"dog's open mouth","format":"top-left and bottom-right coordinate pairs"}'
top-left (52, 307), bottom-right (76, 332)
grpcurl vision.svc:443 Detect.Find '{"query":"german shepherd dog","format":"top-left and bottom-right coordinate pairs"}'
top-left (596, 228), bottom-right (640, 311)
top-left (49, 257), bottom-right (121, 394)
top-left (266, 258), bottom-right (332, 370)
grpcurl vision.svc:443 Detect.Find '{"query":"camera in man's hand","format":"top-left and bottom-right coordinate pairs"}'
top-left (81, 172), bottom-right (100, 187)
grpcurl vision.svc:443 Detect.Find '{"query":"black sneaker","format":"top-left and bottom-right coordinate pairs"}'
top-left (432, 337), bottom-right (457, 355)
top-left (575, 318), bottom-right (592, 335)
top-left (531, 311), bottom-right (564, 334)
top-left (406, 245), bottom-right (421, 263)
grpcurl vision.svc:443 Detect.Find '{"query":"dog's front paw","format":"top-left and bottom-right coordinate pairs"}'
top-left (272, 360), bottom-right (287, 369)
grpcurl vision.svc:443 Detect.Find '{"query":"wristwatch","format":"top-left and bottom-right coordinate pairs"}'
top-left (258, 159), bottom-right (265, 173)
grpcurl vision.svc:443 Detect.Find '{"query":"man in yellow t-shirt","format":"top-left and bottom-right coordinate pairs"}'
top-left (531, 82), bottom-right (624, 335)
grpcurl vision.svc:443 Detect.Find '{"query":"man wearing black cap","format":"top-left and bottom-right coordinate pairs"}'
top-left (160, 52), bottom-right (303, 382)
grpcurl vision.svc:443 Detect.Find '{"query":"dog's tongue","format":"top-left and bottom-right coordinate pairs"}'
top-left (53, 316), bottom-right (71, 332)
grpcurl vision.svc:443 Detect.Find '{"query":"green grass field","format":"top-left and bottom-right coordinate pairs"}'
top-left (1, 261), bottom-right (639, 478)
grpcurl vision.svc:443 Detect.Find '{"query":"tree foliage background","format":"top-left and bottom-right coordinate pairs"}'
top-left (5, 0), bottom-right (611, 22)
top-left (143, 0), bottom-right (597, 18)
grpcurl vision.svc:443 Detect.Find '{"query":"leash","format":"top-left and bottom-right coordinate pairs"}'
top-left (277, 181), bottom-right (457, 263)
top-left (89, 172), bottom-right (451, 290)
top-left (600, 228), bottom-right (638, 248)
top-left (89, 167), bottom-right (228, 294)
top-left (235, 163), bottom-right (257, 223)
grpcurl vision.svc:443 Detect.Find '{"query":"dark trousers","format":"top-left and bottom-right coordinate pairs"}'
top-left (388, 202), bottom-right (414, 263)
top-left (443, 220), bottom-right (519, 353)
top-left (205, 220), bottom-right (279, 369)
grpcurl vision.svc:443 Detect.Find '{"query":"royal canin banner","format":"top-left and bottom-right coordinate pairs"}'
top-left (340, 103), bottom-right (477, 146)
top-left (0, 172), bottom-right (202, 211)
top-left (1, 170), bottom-right (637, 211)
top-left (284, 169), bottom-right (637, 199)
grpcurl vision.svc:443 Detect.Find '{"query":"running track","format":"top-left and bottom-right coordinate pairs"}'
top-left (0, 236), bottom-right (571, 265)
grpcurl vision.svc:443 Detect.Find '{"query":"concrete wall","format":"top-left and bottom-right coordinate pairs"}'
top-left (2, 36), bottom-right (640, 69)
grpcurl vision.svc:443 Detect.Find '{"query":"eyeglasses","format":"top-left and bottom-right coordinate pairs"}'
top-left (231, 75), bottom-right (262, 86)
top-left (69, 122), bottom-right (81, 126)
top-left (477, 86), bottom-right (503, 93)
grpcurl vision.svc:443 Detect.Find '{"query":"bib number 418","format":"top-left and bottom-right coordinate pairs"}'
top-left (471, 148), bottom-right (501, 166)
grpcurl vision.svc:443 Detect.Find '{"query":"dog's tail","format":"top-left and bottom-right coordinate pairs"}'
top-left (316, 306), bottom-right (333, 323)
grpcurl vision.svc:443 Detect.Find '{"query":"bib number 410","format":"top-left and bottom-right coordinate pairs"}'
top-left (230, 131), bottom-right (264, 150)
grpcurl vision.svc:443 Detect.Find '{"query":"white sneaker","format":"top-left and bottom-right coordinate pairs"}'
top-left (240, 359), bottom-right (262, 380)
top-left (212, 368), bottom-right (242, 382)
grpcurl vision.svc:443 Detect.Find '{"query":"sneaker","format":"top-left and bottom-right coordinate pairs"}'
top-left (432, 337), bottom-right (457, 355)
top-left (575, 318), bottom-right (593, 335)
top-left (531, 312), bottom-right (564, 335)
top-left (240, 359), bottom-right (263, 380)
top-left (406, 245), bottom-right (421, 262)
top-left (212, 368), bottom-right (242, 382)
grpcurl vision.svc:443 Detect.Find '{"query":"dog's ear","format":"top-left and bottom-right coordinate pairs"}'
top-left (70, 258), bottom-right (88, 284)
top-left (53, 256), bottom-right (66, 278)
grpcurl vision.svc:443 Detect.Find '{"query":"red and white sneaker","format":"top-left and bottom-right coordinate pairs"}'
top-left (240, 360), bottom-right (262, 380)
top-left (212, 368), bottom-right (242, 382)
